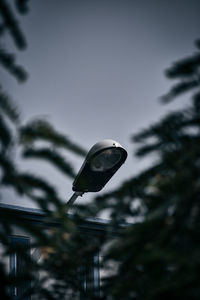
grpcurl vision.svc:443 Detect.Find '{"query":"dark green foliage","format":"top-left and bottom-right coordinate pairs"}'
top-left (0, 262), bottom-right (11, 300)
top-left (0, 3), bottom-right (92, 300)
top-left (20, 119), bottom-right (87, 156)
top-left (23, 148), bottom-right (76, 178)
top-left (0, 70), bottom-right (90, 300)
top-left (0, 0), bottom-right (28, 83)
top-left (161, 39), bottom-right (200, 103)
top-left (1, 1), bottom-right (200, 299)
top-left (0, 48), bottom-right (28, 82)
top-left (15, 0), bottom-right (30, 14)
top-left (0, 0), bottom-right (27, 49)
top-left (0, 88), bottom-right (20, 123)
top-left (95, 40), bottom-right (200, 299)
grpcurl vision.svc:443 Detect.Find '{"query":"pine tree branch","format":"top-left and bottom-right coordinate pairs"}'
top-left (22, 147), bottom-right (76, 179)
top-left (0, 47), bottom-right (28, 82)
top-left (20, 119), bottom-right (87, 156)
top-left (0, 0), bottom-right (27, 49)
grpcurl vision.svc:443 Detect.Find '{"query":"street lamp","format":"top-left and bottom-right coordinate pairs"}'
top-left (67, 139), bottom-right (127, 206)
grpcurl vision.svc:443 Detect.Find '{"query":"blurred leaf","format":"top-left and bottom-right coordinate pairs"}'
top-left (96, 39), bottom-right (200, 299)
top-left (0, 47), bottom-right (28, 82)
top-left (0, 114), bottom-right (12, 149)
top-left (165, 54), bottom-right (200, 79)
top-left (15, 0), bottom-right (29, 14)
top-left (0, 88), bottom-right (20, 123)
top-left (0, 0), bottom-right (26, 49)
top-left (23, 147), bottom-right (76, 178)
top-left (161, 79), bottom-right (199, 103)
top-left (20, 119), bottom-right (87, 156)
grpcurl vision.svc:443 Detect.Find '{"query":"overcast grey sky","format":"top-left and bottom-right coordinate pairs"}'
top-left (2, 0), bottom-right (200, 207)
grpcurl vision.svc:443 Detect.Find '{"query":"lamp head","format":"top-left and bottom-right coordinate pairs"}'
top-left (73, 139), bottom-right (127, 193)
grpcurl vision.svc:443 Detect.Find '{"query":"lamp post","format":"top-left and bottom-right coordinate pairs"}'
top-left (66, 139), bottom-right (127, 206)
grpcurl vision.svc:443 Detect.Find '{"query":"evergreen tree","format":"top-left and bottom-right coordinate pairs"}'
top-left (0, 2), bottom-right (89, 299)
top-left (1, 2), bottom-right (200, 300)
top-left (94, 40), bottom-right (200, 300)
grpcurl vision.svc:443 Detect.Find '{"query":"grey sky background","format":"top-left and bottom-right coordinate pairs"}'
top-left (1, 0), bottom-right (200, 207)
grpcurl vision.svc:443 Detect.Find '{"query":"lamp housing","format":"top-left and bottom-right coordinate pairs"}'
top-left (72, 139), bottom-right (127, 193)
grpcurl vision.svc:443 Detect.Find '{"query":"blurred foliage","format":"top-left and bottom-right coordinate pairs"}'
top-left (93, 39), bottom-right (200, 299)
top-left (1, 1), bottom-right (200, 300)
top-left (0, 0), bottom-right (28, 82)
top-left (0, 2), bottom-right (95, 300)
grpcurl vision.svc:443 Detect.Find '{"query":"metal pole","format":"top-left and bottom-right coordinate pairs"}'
top-left (66, 192), bottom-right (84, 208)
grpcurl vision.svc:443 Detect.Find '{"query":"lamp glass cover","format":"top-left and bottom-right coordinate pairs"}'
top-left (90, 148), bottom-right (122, 172)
